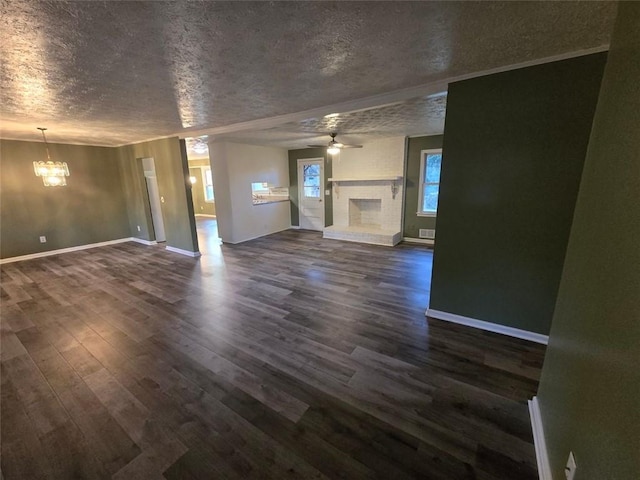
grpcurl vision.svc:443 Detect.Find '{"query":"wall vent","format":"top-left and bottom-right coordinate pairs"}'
top-left (419, 229), bottom-right (435, 239)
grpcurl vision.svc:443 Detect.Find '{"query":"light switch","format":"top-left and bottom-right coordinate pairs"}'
top-left (325, 189), bottom-right (330, 195)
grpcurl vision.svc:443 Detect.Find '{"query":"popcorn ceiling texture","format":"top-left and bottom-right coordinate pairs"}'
top-left (221, 95), bottom-right (448, 149)
top-left (0, 1), bottom-right (616, 147)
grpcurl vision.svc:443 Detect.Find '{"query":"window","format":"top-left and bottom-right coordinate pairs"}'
top-left (418, 149), bottom-right (442, 216)
top-left (303, 164), bottom-right (321, 198)
top-left (203, 168), bottom-right (214, 202)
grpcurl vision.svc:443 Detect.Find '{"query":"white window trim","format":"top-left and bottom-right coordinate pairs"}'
top-left (201, 166), bottom-right (214, 203)
top-left (417, 148), bottom-right (442, 217)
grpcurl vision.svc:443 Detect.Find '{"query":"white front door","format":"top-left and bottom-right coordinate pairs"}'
top-left (298, 158), bottom-right (324, 231)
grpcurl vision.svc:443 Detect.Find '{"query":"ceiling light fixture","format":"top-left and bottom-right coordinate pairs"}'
top-left (308, 133), bottom-right (362, 155)
top-left (192, 140), bottom-right (208, 155)
top-left (33, 128), bottom-right (69, 186)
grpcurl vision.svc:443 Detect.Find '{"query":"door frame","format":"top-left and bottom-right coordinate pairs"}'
top-left (297, 158), bottom-right (325, 231)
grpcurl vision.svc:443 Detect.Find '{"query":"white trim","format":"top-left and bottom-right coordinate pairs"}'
top-left (289, 225), bottom-right (301, 230)
top-left (402, 237), bottom-right (434, 246)
top-left (225, 226), bottom-right (292, 244)
top-left (297, 158), bottom-right (325, 231)
top-left (426, 309), bottom-right (549, 344)
top-left (528, 396), bottom-right (552, 480)
top-left (195, 214), bottom-right (216, 218)
top-left (418, 148), bottom-right (442, 216)
top-left (0, 238), bottom-right (138, 264)
top-left (165, 246), bottom-right (201, 257)
top-left (129, 237), bottom-right (158, 246)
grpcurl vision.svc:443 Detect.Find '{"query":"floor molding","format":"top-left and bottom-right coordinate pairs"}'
top-left (528, 396), bottom-right (552, 480)
top-left (0, 238), bottom-right (137, 264)
top-left (165, 246), bottom-right (201, 257)
top-left (130, 237), bottom-right (158, 246)
top-left (402, 237), bottom-right (434, 246)
top-left (289, 225), bottom-right (301, 230)
top-left (426, 309), bottom-right (549, 344)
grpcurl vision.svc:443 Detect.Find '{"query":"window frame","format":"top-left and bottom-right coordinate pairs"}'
top-left (202, 167), bottom-right (214, 203)
top-left (417, 148), bottom-right (442, 217)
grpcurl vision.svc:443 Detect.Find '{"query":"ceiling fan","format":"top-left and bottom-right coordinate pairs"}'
top-left (308, 133), bottom-right (362, 155)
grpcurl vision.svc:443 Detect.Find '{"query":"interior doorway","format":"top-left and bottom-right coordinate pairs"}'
top-left (141, 158), bottom-right (166, 242)
top-left (297, 158), bottom-right (325, 231)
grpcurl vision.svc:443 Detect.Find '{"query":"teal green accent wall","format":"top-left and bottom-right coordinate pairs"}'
top-left (118, 137), bottom-right (199, 253)
top-left (403, 135), bottom-right (444, 238)
top-left (0, 139), bottom-right (130, 258)
top-left (429, 53), bottom-right (607, 335)
top-left (288, 148), bottom-right (333, 227)
top-left (538, 4), bottom-right (640, 479)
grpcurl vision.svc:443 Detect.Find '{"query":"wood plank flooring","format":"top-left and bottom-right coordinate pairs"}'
top-left (0, 226), bottom-right (546, 479)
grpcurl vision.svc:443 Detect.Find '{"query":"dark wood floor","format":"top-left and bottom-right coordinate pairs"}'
top-left (1, 227), bottom-right (545, 479)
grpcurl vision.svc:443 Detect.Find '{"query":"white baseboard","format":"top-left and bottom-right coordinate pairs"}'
top-left (402, 237), bottom-right (434, 246)
top-left (289, 225), bottom-right (301, 230)
top-left (165, 246), bottom-right (201, 257)
top-left (130, 237), bottom-right (158, 246)
top-left (529, 396), bottom-right (552, 480)
top-left (425, 309), bottom-right (549, 344)
top-left (0, 238), bottom-right (136, 264)
top-left (225, 227), bottom-right (292, 244)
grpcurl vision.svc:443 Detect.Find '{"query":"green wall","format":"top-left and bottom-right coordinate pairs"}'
top-left (538, 3), bottom-right (640, 478)
top-left (403, 135), bottom-right (444, 238)
top-left (0, 139), bottom-right (130, 258)
top-left (118, 137), bottom-right (199, 253)
top-left (429, 53), bottom-right (607, 335)
top-left (288, 148), bottom-right (333, 227)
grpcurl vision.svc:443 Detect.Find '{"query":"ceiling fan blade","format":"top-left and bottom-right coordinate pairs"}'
top-left (307, 144), bottom-right (328, 148)
top-left (339, 144), bottom-right (363, 149)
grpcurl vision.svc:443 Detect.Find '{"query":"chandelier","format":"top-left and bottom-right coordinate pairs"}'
top-left (33, 128), bottom-right (69, 186)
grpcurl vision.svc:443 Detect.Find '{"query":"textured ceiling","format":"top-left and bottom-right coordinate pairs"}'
top-left (214, 93), bottom-right (448, 149)
top-left (1, 1), bottom-right (616, 148)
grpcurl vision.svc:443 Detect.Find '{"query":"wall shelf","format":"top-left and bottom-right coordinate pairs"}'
top-left (327, 176), bottom-right (402, 182)
top-left (328, 176), bottom-right (403, 199)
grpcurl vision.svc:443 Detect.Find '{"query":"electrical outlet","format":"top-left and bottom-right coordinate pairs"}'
top-left (39, 236), bottom-right (47, 243)
top-left (137, 225), bottom-right (141, 232)
top-left (565, 451), bottom-right (577, 480)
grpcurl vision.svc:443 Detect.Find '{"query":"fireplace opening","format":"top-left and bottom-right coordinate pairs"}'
top-left (349, 198), bottom-right (382, 228)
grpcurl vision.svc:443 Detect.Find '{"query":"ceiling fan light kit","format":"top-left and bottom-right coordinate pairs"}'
top-left (308, 132), bottom-right (363, 155)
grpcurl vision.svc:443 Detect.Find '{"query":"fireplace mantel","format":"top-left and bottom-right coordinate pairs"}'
top-left (328, 175), bottom-right (403, 199)
top-left (327, 176), bottom-right (402, 182)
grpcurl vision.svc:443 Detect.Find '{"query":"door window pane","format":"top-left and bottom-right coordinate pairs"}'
top-left (303, 164), bottom-right (320, 176)
top-left (304, 186), bottom-right (320, 198)
top-left (304, 175), bottom-right (320, 187)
